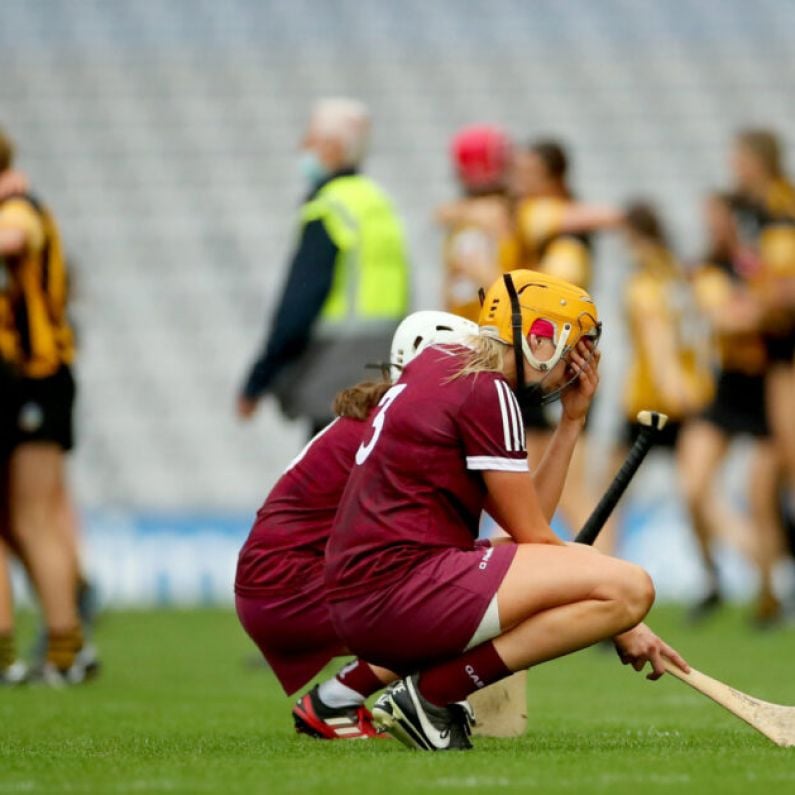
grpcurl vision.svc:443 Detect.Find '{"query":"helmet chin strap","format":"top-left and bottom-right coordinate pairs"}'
top-left (502, 272), bottom-right (572, 381)
top-left (502, 274), bottom-right (527, 394)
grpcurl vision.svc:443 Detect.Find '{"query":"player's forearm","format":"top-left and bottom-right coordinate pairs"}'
top-left (532, 416), bottom-right (583, 520)
top-left (559, 205), bottom-right (623, 234)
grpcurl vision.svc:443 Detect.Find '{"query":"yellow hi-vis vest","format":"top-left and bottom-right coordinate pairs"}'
top-left (301, 174), bottom-right (409, 334)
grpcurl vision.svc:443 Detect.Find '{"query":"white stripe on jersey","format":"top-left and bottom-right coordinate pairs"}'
top-left (495, 381), bottom-right (525, 452)
top-left (504, 382), bottom-right (524, 452)
top-left (466, 456), bottom-right (529, 472)
top-left (494, 380), bottom-right (512, 451)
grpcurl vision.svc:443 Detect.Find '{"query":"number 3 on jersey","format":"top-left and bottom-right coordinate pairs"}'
top-left (355, 384), bottom-right (407, 465)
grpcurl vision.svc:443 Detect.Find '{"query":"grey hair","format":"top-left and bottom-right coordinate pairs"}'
top-left (311, 97), bottom-right (371, 167)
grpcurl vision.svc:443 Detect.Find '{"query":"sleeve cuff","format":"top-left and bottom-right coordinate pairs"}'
top-left (466, 456), bottom-right (528, 472)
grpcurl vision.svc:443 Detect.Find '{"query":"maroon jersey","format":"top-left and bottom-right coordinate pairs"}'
top-left (235, 417), bottom-right (365, 597)
top-left (325, 344), bottom-right (527, 601)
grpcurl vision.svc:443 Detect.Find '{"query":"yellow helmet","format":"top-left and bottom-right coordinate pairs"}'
top-left (478, 269), bottom-right (600, 375)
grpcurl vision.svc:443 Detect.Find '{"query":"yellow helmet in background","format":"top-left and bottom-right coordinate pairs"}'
top-left (478, 269), bottom-right (600, 375)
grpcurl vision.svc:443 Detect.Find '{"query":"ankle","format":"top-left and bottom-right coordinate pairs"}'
top-left (46, 625), bottom-right (84, 670)
top-left (0, 632), bottom-right (17, 669)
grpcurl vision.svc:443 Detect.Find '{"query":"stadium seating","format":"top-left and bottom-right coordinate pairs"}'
top-left (2, 0), bottom-right (793, 521)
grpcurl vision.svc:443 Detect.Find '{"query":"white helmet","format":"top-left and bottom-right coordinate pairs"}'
top-left (390, 311), bottom-right (478, 380)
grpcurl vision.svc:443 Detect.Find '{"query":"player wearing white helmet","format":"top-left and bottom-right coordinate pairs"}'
top-left (235, 311), bottom-right (475, 741)
top-left (389, 310), bottom-right (478, 381)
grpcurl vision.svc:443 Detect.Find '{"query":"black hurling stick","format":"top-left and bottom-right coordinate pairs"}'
top-left (574, 411), bottom-right (668, 545)
top-left (572, 411), bottom-right (795, 748)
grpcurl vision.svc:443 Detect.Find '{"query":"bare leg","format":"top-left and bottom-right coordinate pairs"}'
top-left (747, 441), bottom-right (786, 623)
top-left (0, 465), bottom-right (18, 670)
top-left (0, 539), bottom-right (14, 638)
top-left (8, 443), bottom-right (79, 634)
top-left (493, 543), bottom-right (654, 670)
top-left (767, 363), bottom-right (795, 496)
top-left (367, 664), bottom-right (397, 685)
top-left (0, 463), bottom-right (16, 639)
top-left (677, 421), bottom-right (729, 597)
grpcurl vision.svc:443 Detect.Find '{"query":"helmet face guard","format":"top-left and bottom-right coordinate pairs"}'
top-left (501, 273), bottom-right (601, 417)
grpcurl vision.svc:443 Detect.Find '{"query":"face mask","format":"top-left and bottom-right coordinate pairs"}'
top-left (299, 151), bottom-right (329, 186)
top-left (515, 333), bottom-right (600, 422)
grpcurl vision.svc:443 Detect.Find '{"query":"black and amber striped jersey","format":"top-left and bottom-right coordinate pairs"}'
top-left (732, 180), bottom-right (795, 250)
top-left (623, 245), bottom-right (714, 420)
top-left (515, 196), bottom-right (592, 290)
top-left (0, 194), bottom-right (74, 377)
top-left (442, 195), bottom-right (520, 322)
top-left (728, 189), bottom-right (795, 335)
top-left (691, 258), bottom-right (767, 376)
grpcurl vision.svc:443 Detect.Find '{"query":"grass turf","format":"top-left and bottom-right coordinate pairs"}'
top-left (1, 605), bottom-right (794, 794)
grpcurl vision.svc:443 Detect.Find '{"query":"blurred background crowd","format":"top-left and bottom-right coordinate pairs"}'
top-left (1, 1), bottom-right (794, 674)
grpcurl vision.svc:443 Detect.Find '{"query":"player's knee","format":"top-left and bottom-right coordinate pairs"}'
top-left (607, 562), bottom-right (654, 628)
top-left (623, 565), bottom-right (655, 625)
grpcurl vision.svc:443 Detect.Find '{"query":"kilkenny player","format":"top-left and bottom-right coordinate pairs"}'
top-left (325, 270), bottom-right (688, 751)
top-left (435, 125), bottom-right (520, 322)
top-left (0, 127), bottom-right (96, 684)
top-left (730, 129), bottom-right (795, 531)
top-left (610, 201), bottom-right (714, 561)
top-left (512, 139), bottom-right (624, 533)
top-left (235, 311), bottom-right (477, 739)
top-left (683, 192), bottom-right (789, 625)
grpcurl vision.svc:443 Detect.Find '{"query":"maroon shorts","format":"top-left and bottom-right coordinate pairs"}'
top-left (235, 558), bottom-right (346, 695)
top-left (328, 543), bottom-right (516, 675)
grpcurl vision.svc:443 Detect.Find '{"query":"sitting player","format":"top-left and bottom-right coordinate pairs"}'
top-left (234, 311), bottom-right (477, 739)
top-left (325, 270), bottom-right (689, 751)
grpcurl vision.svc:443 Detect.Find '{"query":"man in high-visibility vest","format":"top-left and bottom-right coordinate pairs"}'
top-left (238, 98), bottom-right (410, 436)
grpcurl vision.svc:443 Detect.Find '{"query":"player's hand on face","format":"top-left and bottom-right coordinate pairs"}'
top-left (613, 622), bottom-right (690, 681)
top-left (560, 340), bottom-right (600, 423)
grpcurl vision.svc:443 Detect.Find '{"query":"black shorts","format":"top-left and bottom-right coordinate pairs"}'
top-left (0, 359), bottom-right (17, 458)
top-left (7, 365), bottom-right (76, 452)
top-left (622, 418), bottom-right (682, 449)
top-left (700, 370), bottom-right (768, 438)
top-left (763, 331), bottom-right (795, 364)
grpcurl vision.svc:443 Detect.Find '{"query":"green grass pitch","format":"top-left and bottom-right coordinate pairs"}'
top-left (1, 605), bottom-right (794, 794)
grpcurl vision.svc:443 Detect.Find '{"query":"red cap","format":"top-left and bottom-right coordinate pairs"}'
top-left (450, 125), bottom-right (512, 191)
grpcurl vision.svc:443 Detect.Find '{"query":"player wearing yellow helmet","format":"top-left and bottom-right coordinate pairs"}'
top-left (478, 268), bottom-right (601, 413)
top-left (730, 130), bottom-right (795, 538)
top-left (326, 268), bottom-right (687, 752)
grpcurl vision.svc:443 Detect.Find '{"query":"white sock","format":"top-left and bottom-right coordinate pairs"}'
top-left (317, 677), bottom-right (365, 709)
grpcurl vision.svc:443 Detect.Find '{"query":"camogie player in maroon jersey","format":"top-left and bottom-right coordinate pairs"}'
top-left (235, 310), bottom-right (477, 740)
top-left (325, 269), bottom-right (689, 751)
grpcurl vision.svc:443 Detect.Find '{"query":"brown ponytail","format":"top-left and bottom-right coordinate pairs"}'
top-left (332, 379), bottom-right (392, 420)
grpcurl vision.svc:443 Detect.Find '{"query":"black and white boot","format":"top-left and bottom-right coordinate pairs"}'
top-left (371, 675), bottom-right (473, 751)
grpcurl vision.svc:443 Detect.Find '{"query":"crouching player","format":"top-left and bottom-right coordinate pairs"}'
top-left (234, 311), bottom-right (477, 739)
top-left (325, 270), bottom-right (690, 751)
